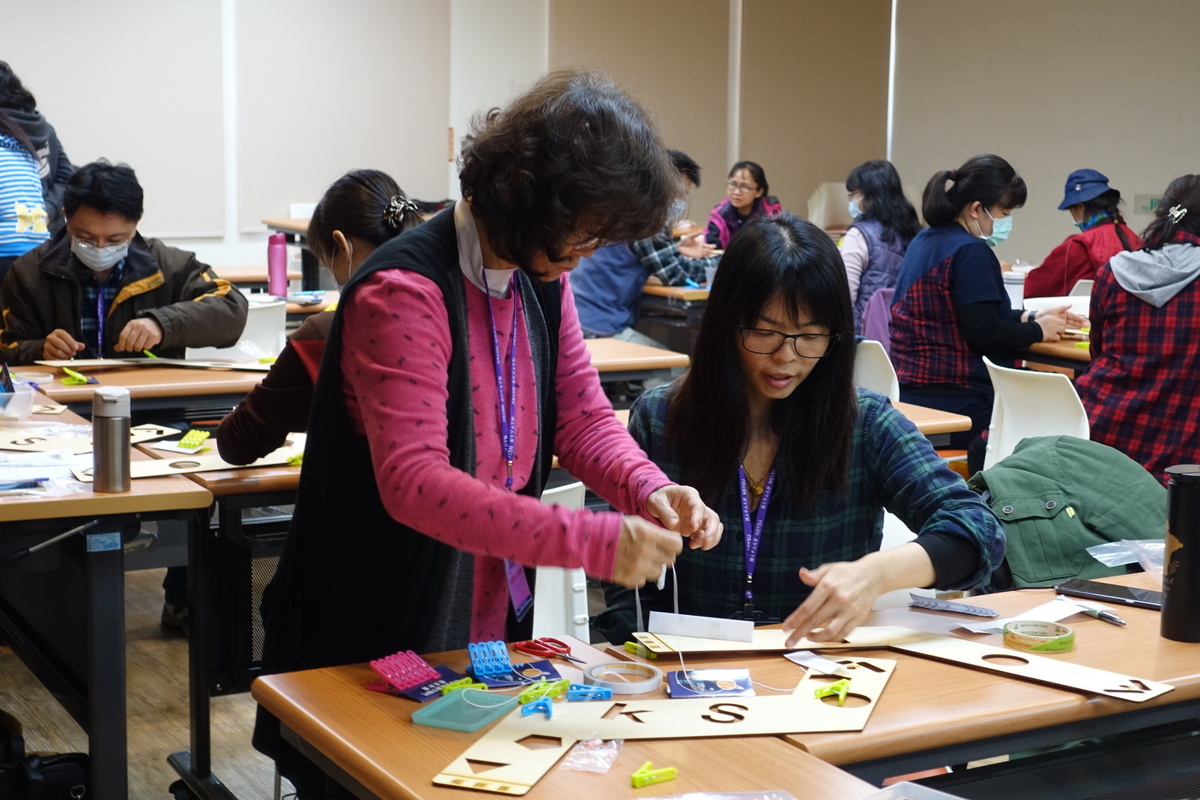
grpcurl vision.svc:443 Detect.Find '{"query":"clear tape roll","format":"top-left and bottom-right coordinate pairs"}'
top-left (583, 661), bottom-right (664, 694)
top-left (1003, 620), bottom-right (1076, 653)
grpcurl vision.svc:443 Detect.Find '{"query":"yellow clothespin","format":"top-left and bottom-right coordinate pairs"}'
top-left (624, 641), bottom-right (658, 659)
top-left (814, 678), bottom-right (852, 707)
top-left (631, 761), bottom-right (677, 788)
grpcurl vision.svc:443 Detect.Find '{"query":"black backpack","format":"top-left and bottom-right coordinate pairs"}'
top-left (0, 711), bottom-right (87, 799)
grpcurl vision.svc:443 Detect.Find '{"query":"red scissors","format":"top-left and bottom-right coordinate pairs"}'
top-left (513, 637), bottom-right (586, 665)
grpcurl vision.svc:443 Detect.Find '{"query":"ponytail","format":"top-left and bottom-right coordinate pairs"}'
top-left (307, 169), bottom-right (422, 266)
top-left (922, 154), bottom-right (1026, 228)
top-left (1140, 174), bottom-right (1200, 251)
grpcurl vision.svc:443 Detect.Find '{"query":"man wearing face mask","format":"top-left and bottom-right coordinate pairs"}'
top-left (0, 159), bottom-right (248, 364)
top-left (570, 150), bottom-right (717, 350)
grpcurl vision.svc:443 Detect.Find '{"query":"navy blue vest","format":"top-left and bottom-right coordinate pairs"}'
top-left (570, 242), bottom-right (646, 335)
top-left (851, 219), bottom-right (908, 336)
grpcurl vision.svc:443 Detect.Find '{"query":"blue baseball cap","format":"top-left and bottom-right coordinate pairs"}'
top-left (1058, 169), bottom-right (1113, 210)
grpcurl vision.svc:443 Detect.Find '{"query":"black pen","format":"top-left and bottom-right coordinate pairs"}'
top-left (1079, 607), bottom-right (1126, 627)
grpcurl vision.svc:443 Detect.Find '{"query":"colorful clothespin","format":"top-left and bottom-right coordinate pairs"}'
top-left (142, 349), bottom-right (158, 358)
top-left (631, 761), bottom-right (677, 788)
top-left (517, 678), bottom-right (570, 704)
top-left (565, 683), bottom-right (613, 702)
top-left (61, 366), bottom-right (98, 386)
top-left (286, 453), bottom-right (304, 466)
top-left (468, 641), bottom-right (514, 679)
top-left (623, 641), bottom-right (657, 660)
top-left (179, 430), bottom-right (211, 449)
top-left (813, 678), bottom-right (852, 707)
top-left (520, 697), bottom-right (553, 718)
top-left (440, 677), bottom-right (488, 696)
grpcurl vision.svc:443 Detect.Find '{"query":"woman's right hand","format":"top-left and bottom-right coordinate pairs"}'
top-left (1034, 304), bottom-right (1072, 342)
top-left (612, 515), bottom-right (684, 588)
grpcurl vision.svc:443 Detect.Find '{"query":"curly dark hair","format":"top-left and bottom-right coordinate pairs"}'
top-left (458, 69), bottom-right (679, 274)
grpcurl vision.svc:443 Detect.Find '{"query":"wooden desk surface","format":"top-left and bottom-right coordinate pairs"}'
top-left (0, 404), bottom-right (212, 522)
top-left (641, 284), bottom-right (710, 302)
top-left (217, 264), bottom-right (302, 283)
top-left (31, 365), bottom-right (263, 405)
top-left (1026, 337), bottom-right (1091, 364)
top-left (893, 401), bottom-right (972, 435)
top-left (583, 337), bottom-right (689, 372)
top-left (139, 439), bottom-right (302, 498)
top-left (262, 217), bottom-right (310, 236)
top-left (286, 290), bottom-right (339, 315)
top-left (786, 573), bottom-right (1199, 768)
top-left (253, 639), bottom-right (878, 800)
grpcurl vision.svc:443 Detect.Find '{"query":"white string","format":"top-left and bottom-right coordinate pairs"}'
top-left (456, 688), bottom-right (520, 709)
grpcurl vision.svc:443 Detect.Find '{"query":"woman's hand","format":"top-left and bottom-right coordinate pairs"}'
top-left (781, 561), bottom-right (884, 646)
top-left (612, 515), bottom-right (684, 588)
top-left (781, 544), bottom-right (937, 647)
top-left (646, 485), bottom-right (723, 550)
top-left (1030, 304), bottom-right (1077, 342)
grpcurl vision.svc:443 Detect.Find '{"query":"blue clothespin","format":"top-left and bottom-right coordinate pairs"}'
top-left (566, 683), bottom-right (613, 701)
top-left (520, 697), bottom-right (553, 718)
top-left (468, 641), bottom-right (510, 678)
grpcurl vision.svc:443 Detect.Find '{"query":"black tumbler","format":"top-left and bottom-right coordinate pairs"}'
top-left (1163, 465), bottom-right (1200, 642)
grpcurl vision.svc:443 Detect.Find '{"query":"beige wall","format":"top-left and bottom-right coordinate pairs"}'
top-left (740, 0), bottom-right (890, 219)
top-left (892, 0), bottom-right (1200, 266)
top-left (237, 0), bottom-right (451, 231)
top-left (548, 0), bottom-right (730, 224)
top-left (0, 1), bottom-right (225, 236)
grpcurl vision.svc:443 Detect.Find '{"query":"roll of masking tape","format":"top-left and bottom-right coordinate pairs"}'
top-left (583, 661), bottom-right (664, 694)
top-left (12, 372), bottom-right (53, 383)
top-left (1003, 621), bottom-right (1076, 653)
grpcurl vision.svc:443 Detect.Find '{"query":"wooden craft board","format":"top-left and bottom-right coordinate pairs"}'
top-left (0, 424), bottom-right (176, 455)
top-left (36, 357), bottom-right (271, 372)
top-left (71, 434), bottom-right (305, 482)
top-left (435, 656), bottom-right (895, 796)
top-left (633, 625), bottom-right (1174, 703)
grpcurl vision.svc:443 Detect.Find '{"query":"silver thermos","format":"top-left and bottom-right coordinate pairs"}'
top-left (92, 386), bottom-right (131, 493)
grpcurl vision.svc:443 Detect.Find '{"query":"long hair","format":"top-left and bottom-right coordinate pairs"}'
top-left (1141, 174), bottom-right (1200, 250)
top-left (307, 169), bottom-right (422, 267)
top-left (846, 159), bottom-right (921, 245)
top-left (664, 213), bottom-right (857, 512)
top-left (922, 154), bottom-right (1026, 227)
top-left (0, 62), bottom-right (37, 155)
top-left (459, 69), bottom-right (678, 275)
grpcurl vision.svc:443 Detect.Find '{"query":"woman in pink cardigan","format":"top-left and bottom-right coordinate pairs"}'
top-left (257, 69), bottom-right (723, 798)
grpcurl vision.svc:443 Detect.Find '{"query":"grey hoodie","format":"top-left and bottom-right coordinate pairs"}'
top-left (1108, 242), bottom-right (1200, 308)
top-left (0, 108), bottom-right (73, 233)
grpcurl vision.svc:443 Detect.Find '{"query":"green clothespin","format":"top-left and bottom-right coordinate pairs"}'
top-left (440, 677), bottom-right (488, 695)
top-left (631, 761), bottom-right (677, 788)
top-left (814, 678), bottom-right (852, 707)
top-left (61, 366), bottom-right (97, 386)
top-left (286, 453), bottom-right (303, 466)
top-left (142, 349), bottom-right (158, 358)
top-left (179, 430), bottom-right (211, 449)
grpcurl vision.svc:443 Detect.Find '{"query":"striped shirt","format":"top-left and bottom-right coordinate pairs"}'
top-left (0, 134), bottom-right (50, 257)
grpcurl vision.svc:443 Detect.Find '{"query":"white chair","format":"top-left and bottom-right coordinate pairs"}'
top-left (982, 357), bottom-right (1090, 470)
top-left (531, 481), bottom-right (590, 640)
top-left (854, 339), bottom-right (900, 401)
top-left (186, 295), bottom-right (287, 362)
top-left (1068, 279), bottom-right (1094, 296)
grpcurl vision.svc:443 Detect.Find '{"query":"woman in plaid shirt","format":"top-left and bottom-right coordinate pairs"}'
top-left (1076, 175), bottom-right (1200, 486)
top-left (596, 213), bottom-right (1004, 646)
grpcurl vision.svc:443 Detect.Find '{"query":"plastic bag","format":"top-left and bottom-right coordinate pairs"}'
top-left (558, 737), bottom-right (622, 773)
top-left (1086, 539), bottom-right (1164, 583)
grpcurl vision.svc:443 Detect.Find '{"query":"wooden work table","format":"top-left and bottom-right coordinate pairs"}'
top-left (1025, 336), bottom-right (1091, 375)
top-left (583, 337), bottom-right (689, 374)
top-left (216, 264), bottom-right (302, 284)
top-left (641, 284), bottom-right (710, 302)
top-left (892, 401), bottom-right (971, 437)
top-left (253, 638), bottom-right (878, 800)
top-left (28, 364), bottom-right (264, 415)
top-left (286, 290), bottom-right (339, 316)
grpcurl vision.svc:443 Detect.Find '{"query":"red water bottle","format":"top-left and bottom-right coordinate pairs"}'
top-left (267, 232), bottom-right (288, 297)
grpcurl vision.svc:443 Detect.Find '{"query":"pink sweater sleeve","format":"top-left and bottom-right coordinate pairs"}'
top-left (340, 270), bottom-right (625, 579)
top-left (554, 276), bottom-right (674, 515)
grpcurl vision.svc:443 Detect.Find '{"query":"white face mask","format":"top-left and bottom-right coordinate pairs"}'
top-left (72, 237), bottom-right (130, 272)
top-left (667, 197), bottom-right (687, 224)
top-left (848, 198), bottom-right (863, 220)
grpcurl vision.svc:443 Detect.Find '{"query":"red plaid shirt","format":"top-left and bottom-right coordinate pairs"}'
top-left (891, 226), bottom-right (1019, 397)
top-left (1077, 232), bottom-right (1200, 485)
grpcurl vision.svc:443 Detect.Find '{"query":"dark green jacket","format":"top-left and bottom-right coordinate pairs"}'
top-left (969, 435), bottom-right (1164, 589)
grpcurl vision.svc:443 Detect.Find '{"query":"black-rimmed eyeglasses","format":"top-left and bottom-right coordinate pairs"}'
top-left (739, 327), bottom-right (839, 358)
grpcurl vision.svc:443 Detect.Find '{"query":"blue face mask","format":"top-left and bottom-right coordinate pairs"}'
top-left (848, 198), bottom-right (863, 220)
top-left (978, 207), bottom-right (1012, 247)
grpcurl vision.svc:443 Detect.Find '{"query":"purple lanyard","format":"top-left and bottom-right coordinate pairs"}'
top-left (95, 288), bottom-right (107, 357)
top-left (737, 465), bottom-right (776, 608)
top-left (483, 273), bottom-right (520, 490)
